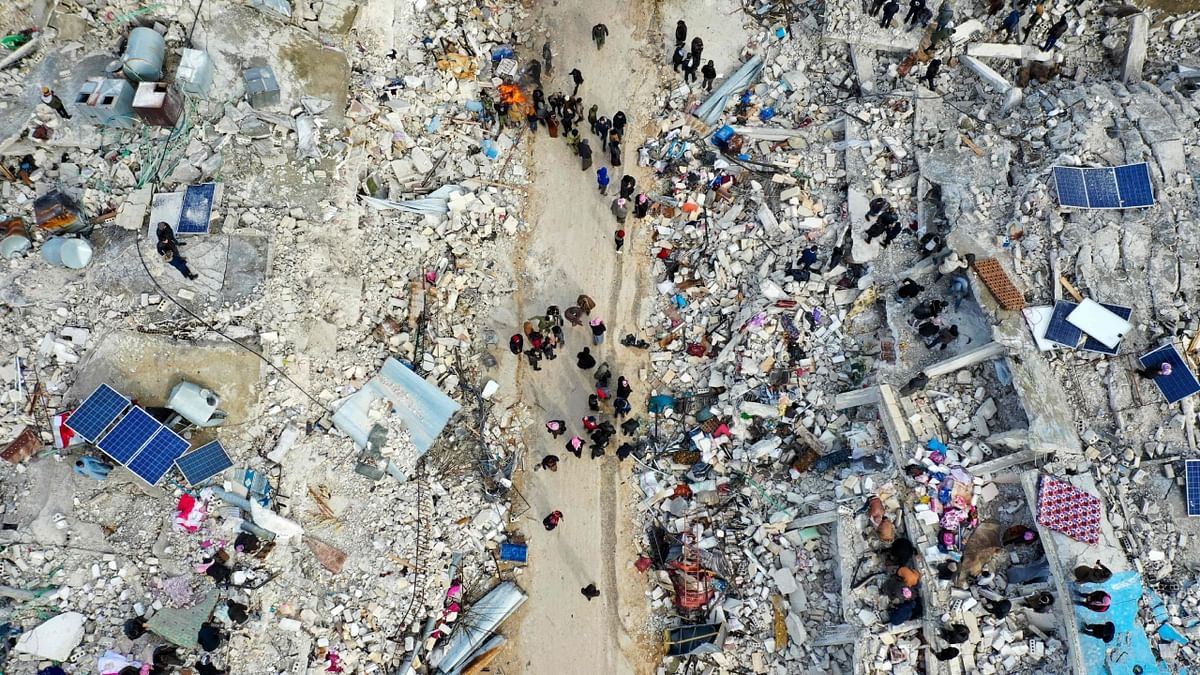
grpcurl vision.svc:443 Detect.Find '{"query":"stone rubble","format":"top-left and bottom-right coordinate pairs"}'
top-left (624, 0), bottom-right (1200, 673)
top-left (1, 0), bottom-right (1200, 672)
top-left (1, 0), bottom-right (545, 672)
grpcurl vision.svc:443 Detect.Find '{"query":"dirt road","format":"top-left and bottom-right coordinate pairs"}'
top-left (496, 0), bottom-right (661, 672)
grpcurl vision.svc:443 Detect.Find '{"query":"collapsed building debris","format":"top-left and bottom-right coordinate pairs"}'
top-left (0, 0), bottom-right (1199, 672)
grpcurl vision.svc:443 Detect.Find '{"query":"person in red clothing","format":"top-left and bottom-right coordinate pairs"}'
top-left (582, 415), bottom-right (599, 431)
top-left (1076, 590), bottom-right (1111, 612)
top-left (543, 510), bottom-right (563, 531)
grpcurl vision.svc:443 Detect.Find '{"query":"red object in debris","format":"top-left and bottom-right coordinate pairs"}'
top-left (686, 343), bottom-right (706, 357)
top-left (53, 412), bottom-right (78, 449)
top-left (656, 248), bottom-right (672, 260)
top-left (713, 423), bottom-right (730, 437)
top-left (673, 483), bottom-right (693, 499)
top-left (424, 270), bottom-right (438, 284)
top-left (635, 557), bottom-right (653, 573)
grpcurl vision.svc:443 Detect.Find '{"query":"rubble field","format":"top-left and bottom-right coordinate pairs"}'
top-left (2, 0), bottom-right (1200, 673)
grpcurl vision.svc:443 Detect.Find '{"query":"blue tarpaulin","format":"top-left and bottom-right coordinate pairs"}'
top-left (332, 357), bottom-right (461, 455)
top-left (1076, 570), bottom-right (1164, 675)
top-left (694, 55), bottom-right (764, 126)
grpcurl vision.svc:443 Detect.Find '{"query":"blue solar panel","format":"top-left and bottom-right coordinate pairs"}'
top-left (127, 427), bottom-right (190, 485)
top-left (176, 183), bottom-right (215, 234)
top-left (97, 407), bottom-right (162, 464)
top-left (65, 384), bottom-right (130, 442)
top-left (1054, 163), bottom-right (1155, 210)
top-left (1186, 460), bottom-right (1200, 517)
top-left (1053, 167), bottom-right (1088, 208)
top-left (1140, 344), bottom-right (1200, 405)
top-left (1045, 300), bottom-right (1083, 348)
top-left (175, 440), bottom-right (233, 485)
top-left (1081, 304), bottom-right (1132, 355)
top-left (1083, 168), bottom-right (1120, 208)
top-left (1115, 163), bottom-right (1155, 208)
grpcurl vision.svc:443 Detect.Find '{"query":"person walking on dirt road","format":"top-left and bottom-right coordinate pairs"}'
top-left (569, 68), bottom-right (584, 97)
top-left (590, 318), bottom-right (607, 345)
top-left (592, 23), bottom-right (608, 49)
top-left (611, 197), bottom-right (628, 224)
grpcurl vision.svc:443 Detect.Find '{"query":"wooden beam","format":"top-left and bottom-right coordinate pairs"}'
top-left (1058, 275), bottom-right (1084, 302)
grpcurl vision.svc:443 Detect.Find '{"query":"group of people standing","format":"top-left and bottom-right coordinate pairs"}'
top-left (520, 290), bottom-right (644, 605)
top-left (865, 0), bottom-right (1070, 91)
top-left (670, 21), bottom-right (718, 91)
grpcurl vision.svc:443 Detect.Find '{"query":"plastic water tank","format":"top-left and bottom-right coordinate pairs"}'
top-left (60, 239), bottom-right (93, 269)
top-left (0, 234), bottom-right (30, 259)
top-left (122, 27), bottom-right (165, 82)
top-left (41, 237), bottom-right (65, 265)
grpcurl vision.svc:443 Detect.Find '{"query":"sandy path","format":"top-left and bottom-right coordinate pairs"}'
top-left (496, 0), bottom-right (662, 672)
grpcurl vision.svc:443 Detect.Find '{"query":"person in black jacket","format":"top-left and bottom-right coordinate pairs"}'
top-left (701, 60), bottom-right (717, 91)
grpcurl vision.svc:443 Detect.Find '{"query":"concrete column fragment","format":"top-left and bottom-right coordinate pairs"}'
top-left (1122, 13), bottom-right (1150, 84)
top-left (959, 55), bottom-right (1024, 115)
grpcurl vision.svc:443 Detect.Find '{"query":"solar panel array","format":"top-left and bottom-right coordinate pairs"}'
top-left (64, 384), bottom-right (130, 442)
top-left (1081, 304), bottom-right (1132, 355)
top-left (1053, 163), bottom-right (1156, 209)
top-left (1140, 344), bottom-right (1200, 405)
top-left (128, 427), bottom-right (191, 484)
top-left (1186, 460), bottom-right (1200, 517)
top-left (65, 384), bottom-right (195, 485)
top-left (97, 406), bottom-right (161, 464)
top-left (1044, 301), bottom-right (1083, 348)
top-left (176, 183), bottom-right (216, 234)
top-left (176, 440), bottom-right (233, 485)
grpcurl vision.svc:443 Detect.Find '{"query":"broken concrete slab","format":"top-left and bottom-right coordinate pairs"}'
top-left (13, 611), bottom-right (86, 660)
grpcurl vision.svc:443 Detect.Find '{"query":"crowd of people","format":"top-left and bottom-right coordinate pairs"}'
top-left (861, 0), bottom-right (1073, 89)
top-left (516, 287), bottom-right (646, 606)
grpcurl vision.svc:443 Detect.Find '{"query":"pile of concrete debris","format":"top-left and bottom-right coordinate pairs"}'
top-left (624, 0), bottom-right (1200, 672)
top-left (2, 0), bottom-right (543, 672)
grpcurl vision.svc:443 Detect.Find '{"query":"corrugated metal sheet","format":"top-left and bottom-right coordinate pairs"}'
top-left (332, 357), bottom-right (461, 454)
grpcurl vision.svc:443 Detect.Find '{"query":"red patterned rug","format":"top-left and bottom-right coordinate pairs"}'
top-left (1036, 475), bottom-right (1102, 545)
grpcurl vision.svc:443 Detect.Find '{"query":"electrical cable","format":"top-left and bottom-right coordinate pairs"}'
top-left (134, 230), bottom-right (333, 413)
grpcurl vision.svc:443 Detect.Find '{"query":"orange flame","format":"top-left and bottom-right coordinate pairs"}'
top-left (498, 84), bottom-right (526, 105)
